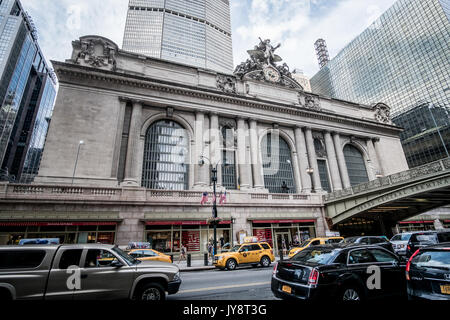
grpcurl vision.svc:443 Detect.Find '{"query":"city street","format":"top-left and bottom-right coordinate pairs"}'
top-left (169, 266), bottom-right (277, 300)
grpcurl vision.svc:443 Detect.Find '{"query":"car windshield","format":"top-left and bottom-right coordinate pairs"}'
top-left (391, 234), bottom-right (411, 241)
top-left (412, 250), bottom-right (450, 269)
top-left (113, 247), bottom-right (140, 265)
top-left (341, 237), bottom-right (358, 243)
top-left (298, 240), bottom-right (310, 247)
top-left (229, 245), bottom-right (242, 252)
top-left (413, 234), bottom-right (437, 243)
top-left (291, 248), bottom-right (338, 265)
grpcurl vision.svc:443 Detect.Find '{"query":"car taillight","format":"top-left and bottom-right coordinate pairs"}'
top-left (406, 249), bottom-right (420, 281)
top-left (270, 250), bottom-right (273, 255)
top-left (272, 263), bottom-right (278, 275)
top-left (407, 245), bottom-right (411, 251)
top-left (308, 268), bottom-right (319, 286)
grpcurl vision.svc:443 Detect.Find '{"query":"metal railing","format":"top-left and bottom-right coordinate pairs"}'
top-left (324, 157), bottom-right (450, 203)
top-left (0, 183), bottom-right (316, 204)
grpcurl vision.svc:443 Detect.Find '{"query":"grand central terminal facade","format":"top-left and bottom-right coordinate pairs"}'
top-left (0, 36), bottom-right (410, 254)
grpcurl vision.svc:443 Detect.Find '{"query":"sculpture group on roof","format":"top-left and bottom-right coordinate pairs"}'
top-left (234, 38), bottom-right (303, 90)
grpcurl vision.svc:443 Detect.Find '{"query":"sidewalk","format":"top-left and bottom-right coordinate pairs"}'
top-left (177, 257), bottom-right (284, 272)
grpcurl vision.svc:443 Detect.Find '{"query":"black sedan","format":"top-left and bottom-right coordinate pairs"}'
top-left (406, 242), bottom-right (450, 300)
top-left (271, 243), bottom-right (407, 301)
top-left (341, 236), bottom-right (395, 253)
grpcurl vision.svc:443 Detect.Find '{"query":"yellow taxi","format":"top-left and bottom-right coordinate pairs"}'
top-left (213, 237), bottom-right (275, 270)
top-left (288, 237), bottom-right (344, 258)
top-left (128, 249), bottom-right (172, 263)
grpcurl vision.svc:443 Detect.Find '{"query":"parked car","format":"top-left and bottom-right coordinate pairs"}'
top-left (0, 244), bottom-right (181, 300)
top-left (340, 236), bottom-right (395, 253)
top-left (128, 249), bottom-right (172, 263)
top-left (405, 230), bottom-right (450, 258)
top-left (214, 240), bottom-right (275, 270)
top-left (272, 243), bottom-right (407, 301)
top-left (390, 233), bottom-right (413, 256)
top-left (406, 242), bottom-right (450, 300)
top-left (288, 237), bottom-right (344, 258)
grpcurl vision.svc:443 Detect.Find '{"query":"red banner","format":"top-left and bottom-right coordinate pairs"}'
top-left (182, 231), bottom-right (200, 252)
top-left (146, 220), bottom-right (231, 226)
top-left (0, 221), bottom-right (117, 227)
top-left (253, 228), bottom-right (273, 247)
top-left (252, 219), bottom-right (315, 224)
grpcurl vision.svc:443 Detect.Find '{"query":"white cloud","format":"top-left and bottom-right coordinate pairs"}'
top-left (232, 0), bottom-right (397, 77)
top-left (21, 0), bottom-right (397, 79)
top-left (21, 0), bottom-right (128, 68)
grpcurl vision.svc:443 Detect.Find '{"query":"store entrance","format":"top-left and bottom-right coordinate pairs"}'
top-left (275, 232), bottom-right (290, 256)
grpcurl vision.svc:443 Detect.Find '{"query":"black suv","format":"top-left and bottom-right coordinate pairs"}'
top-left (406, 243), bottom-right (450, 300)
top-left (271, 243), bottom-right (406, 301)
top-left (341, 236), bottom-right (394, 253)
top-left (405, 230), bottom-right (450, 258)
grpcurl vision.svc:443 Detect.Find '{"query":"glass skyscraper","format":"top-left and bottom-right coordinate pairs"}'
top-left (123, 0), bottom-right (234, 74)
top-left (310, 0), bottom-right (450, 168)
top-left (0, 0), bottom-right (57, 183)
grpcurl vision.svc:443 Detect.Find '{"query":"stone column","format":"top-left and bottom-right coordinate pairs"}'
top-left (123, 101), bottom-right (142, 186)
top-left (373, 138), bottom-right (385, 176)
top-left (305, 128), bottom-right (322, 192)
top-left (294, 127), bottom-right (311, 193)
top-left (332, 132), bottom-right (351, 189)
top-left (366, 138), bottom-right (380, 181)
top-left (249, 119), bottom-right (264, 189)
top-left (324, 131), bottom-right (343, 191)
top-left (237, 118), bottom-right (251, 189)
top-left (210, 113), bottom-right (222, 187)
top-left (194, 111), bottom-right (208, 187)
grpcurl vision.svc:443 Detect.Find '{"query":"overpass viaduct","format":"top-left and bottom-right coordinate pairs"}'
top-left (324, 157), bottom-right (450, 236)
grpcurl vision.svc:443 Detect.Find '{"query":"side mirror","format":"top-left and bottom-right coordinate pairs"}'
top-left (110, 259), bottom-right (124, 268)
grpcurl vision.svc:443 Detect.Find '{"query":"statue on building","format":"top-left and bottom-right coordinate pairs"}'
top-left (372, 103), bottom-right (392, 124)
top-left (234, 38), bottom-right (303, 91)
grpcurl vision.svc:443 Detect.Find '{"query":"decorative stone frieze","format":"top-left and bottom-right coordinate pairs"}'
top-left (372, 102), bottom-right (392, 124)
top-left (216, 74), bottom-right (237, 94)
top-left (71, 36), bottom-right (118, 71)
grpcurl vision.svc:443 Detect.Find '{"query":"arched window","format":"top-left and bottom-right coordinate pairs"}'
top-left (142, 120), bottom-right (189, 190)
top-left (343, 144), bottom-right (369, 187)
top-left (261, 133), bottom-right (296, 193)
top-left (221, 126), bottom-right (237, 189)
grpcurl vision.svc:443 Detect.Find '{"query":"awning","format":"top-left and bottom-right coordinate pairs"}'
top-left (399, 220), bottom-right (434, 224)
top-left (146, 220), bottom-right (231, 226)
top-left (252, 219), bottom-right (315, 224)
top-left (0, 221), bottom-right (118, 227)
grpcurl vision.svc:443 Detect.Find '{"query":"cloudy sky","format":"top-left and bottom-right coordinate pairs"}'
top-left (21, 0), bottom-right (397, 77)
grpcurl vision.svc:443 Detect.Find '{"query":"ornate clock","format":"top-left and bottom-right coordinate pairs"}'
top-left (263, 66), bottom-right (281, 83)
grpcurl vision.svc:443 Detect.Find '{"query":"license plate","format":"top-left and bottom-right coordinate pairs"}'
top-left (440, 285), bottom-right (450, 295)
top-left (282, 285), bottom-right (292, 294)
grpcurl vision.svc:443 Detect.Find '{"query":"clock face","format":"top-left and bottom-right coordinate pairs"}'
top-left (263, 67), bottom-right (281, 83)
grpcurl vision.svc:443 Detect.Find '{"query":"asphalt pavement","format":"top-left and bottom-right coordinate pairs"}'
top-left (168, 265), bottom-right (278, 300)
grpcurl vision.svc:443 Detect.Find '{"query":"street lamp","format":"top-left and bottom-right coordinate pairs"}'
top-left (200, 155), bottom-right (228, 257)
top-left (72, 140), bottom-right (84, 185)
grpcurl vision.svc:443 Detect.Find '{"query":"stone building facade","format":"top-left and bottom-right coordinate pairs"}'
top-left (0, 36), bottom-right (409, 254)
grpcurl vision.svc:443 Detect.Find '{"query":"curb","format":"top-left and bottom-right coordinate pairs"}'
top-left (180, 266), bottom-right (216, 272)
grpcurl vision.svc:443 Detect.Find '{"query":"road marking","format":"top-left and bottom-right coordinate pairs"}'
top-left (179, 281), bottom-right (271, 294)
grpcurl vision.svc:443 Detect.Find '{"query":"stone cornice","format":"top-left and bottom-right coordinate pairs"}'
top-left (52, 61), bottom-right (403, 135)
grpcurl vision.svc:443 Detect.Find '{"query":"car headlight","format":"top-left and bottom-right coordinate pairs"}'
top-left (218, 256), bottom-right (224, 261)
top-left (173, 272), bottom-right (181, 281)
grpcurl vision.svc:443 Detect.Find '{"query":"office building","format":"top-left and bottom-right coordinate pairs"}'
top-left (310, 0), bottom-right (450, 169)
top-left (0, 0), bottom-right (57, 183)
top-left (122, 0), bottom-right (234, 74)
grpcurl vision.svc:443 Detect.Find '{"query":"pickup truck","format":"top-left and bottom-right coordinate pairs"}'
top-left (0, 244), bottom-right (181, 300)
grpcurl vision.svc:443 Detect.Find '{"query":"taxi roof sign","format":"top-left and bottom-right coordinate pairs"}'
top-left (243, 236), bottom-right (259, 243)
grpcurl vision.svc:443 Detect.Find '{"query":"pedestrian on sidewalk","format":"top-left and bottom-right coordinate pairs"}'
top-left (208, 242), bottom-right (213, 261)
top-left (178, 244), bottom-right (186, 264)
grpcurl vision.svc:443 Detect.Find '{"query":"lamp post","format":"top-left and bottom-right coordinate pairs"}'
top-left (200, 155), bottom-right (228, 257)
top-left (72, 140), bottom-right (84, 185)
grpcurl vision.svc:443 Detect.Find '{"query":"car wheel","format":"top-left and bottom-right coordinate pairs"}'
top-left (138, 283), bottom-right (166, 301)
top-left (260, 256), bottom-right (271, 268)
top-left (226, 259), bottom-right (237, 270)
top-left (341, 286), bottom-right (362, 301)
